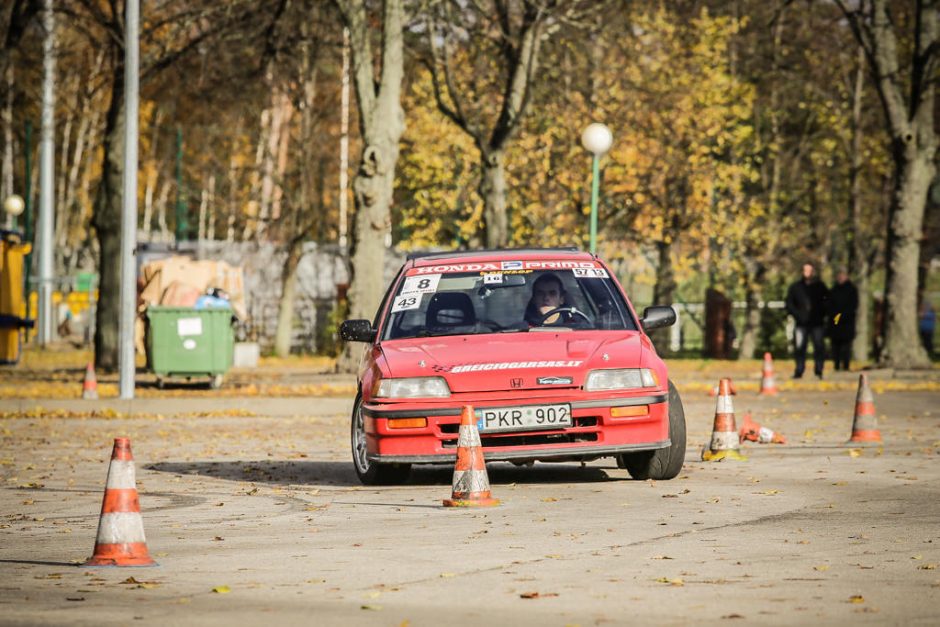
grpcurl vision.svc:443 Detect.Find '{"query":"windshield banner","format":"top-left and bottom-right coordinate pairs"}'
top-left (408, 260), bottom-right (602, 275)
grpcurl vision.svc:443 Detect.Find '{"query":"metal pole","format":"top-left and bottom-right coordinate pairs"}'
top-left (37, 0), bottom-right (56, 346)
top-left (175, 126), bottom-right (186, 244)
top-left (23, 120), bottom-right (33, 327)
top-left (589, 154), bottom-right (600, 255)
top-left (119, 0), bottom-right (139, 399)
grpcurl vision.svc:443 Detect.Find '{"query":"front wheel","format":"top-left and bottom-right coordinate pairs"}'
top-left (620, 380), bottom-right (686, 480)
top-left (350, 394), bottom-right (412, 485)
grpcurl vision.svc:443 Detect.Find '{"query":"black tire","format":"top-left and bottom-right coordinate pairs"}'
top-left (620, 380), bottom-right (686, 480)
top-left (350, 394), bottom-right (412, 485)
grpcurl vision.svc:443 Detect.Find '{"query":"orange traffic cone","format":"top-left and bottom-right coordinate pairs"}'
top-left (702, 379), bottom-right (746, 461)
top-left (82, 363), bottom-right (98, 400)
top-left (759, 352), bottom-right (778, 396)
top-left (708, 379), bottom-right (738, 397)
top-left (443, 406), bottom-right (500, 507)
top-left (847, 374), bottom-right (882, 445)
top-left (83, 438), bottom-right (156, 567)
top-left (738, 412), bottom-right (787, 444)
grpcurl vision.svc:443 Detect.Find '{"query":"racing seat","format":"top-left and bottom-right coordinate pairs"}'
top-left (426, 292), bottom-right (476, 331)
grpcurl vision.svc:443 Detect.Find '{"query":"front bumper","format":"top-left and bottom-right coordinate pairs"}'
top-left (362, 393), bottom-right (670, 464)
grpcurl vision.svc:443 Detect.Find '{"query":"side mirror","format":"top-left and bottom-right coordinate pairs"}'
top-left (340, 319), bottom-right (377, 343)
top-left (640, 306), bottom-right (676, 331)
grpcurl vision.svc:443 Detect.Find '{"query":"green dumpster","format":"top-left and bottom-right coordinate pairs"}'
top-left (146, 306), bottom-right (234, 389)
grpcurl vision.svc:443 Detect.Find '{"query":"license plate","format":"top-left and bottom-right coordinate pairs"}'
top-left (475, 404), bottom-right (572, 433)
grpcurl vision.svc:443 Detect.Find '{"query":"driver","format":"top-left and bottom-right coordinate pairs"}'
top-left (524, 273), bottom-right (571, 326)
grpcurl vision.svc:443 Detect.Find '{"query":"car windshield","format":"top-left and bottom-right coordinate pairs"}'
top-left (382, 265), bottom-right (637, 340)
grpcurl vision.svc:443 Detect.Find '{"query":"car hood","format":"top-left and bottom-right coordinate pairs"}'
top-left (379, 331), bottom-right (648, 393)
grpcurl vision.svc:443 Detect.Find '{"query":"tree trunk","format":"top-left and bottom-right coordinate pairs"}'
top-left (92, 65), bottom-right (125, 371)
top-left (479, 150), bottom-right (509, 248)
top-left (156, 179), bottom-right (171, 241)
top-left (335, 0), bottom-right (406, 373)
top-left (243, 107), bottom-right (269, 241)
top-left (1, 57), bottom-right (13, 210)
top-left (880, 150), bottom-right (933, 367)
top-left (274, 239), bottom-right (303, 357)
top-left (650, 239), bottom-right (675, 354)
top-left (206, 174), bottom-right (216, 242)
top-left (839, 0), bottom-right (936, 368)
top-left (847, 45), bottom-right (869, 364)
top-left (853, 261), bottom-right (872, 363)
top-left (271, 91), bottom-right (293, 224)
top-left (737, 264), bottom-right (765, 360)
top-left (63, 100), bottom-right (95, 246)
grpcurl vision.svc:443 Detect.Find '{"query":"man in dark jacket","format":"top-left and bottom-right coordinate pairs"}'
top-left (827, 269), bottom-right (858, 371)
top-left (785, 263), bottom-right (829, 378)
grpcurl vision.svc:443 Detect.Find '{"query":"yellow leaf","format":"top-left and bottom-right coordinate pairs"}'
top-left (849, 595), bottom-right (864, 604)
top-left (212, 586), bottom-right (231, 594)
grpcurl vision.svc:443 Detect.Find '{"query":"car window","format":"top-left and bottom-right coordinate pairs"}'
top-left (382, 267), bottom-right (637, 340)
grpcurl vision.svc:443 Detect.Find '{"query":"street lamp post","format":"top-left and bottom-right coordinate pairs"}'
top-left (3, 194), bottom-right (25, 230)
top-left (580, 123), bottom-right (613, 255)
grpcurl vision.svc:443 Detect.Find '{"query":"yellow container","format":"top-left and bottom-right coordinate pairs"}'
top-left (0, 233), bottom-right (32, 364)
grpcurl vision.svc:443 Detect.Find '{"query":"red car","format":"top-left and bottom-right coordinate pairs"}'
top-left (340, 248), bottom-right (685, 485)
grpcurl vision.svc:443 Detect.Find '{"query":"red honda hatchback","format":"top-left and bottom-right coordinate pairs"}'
top-left (340, 248), bottom-right (685, 485)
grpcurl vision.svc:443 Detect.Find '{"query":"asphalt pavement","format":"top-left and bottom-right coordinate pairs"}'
top-left (0, 369), bottom-right (938, 626)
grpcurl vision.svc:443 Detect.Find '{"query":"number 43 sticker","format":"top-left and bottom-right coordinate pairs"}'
top-left (392, 294), bottom-right (421, 312)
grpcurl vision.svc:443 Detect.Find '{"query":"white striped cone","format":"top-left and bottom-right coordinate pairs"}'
top-left (443, 406), bottom-right (499, 507)
top-left (702, 379), bottom-right (746, 461)
top-left (83, 438), bottom-right (156, 566)
top-left (759, 353), bottom-right (778, 395)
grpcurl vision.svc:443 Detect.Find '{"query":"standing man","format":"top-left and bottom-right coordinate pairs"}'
top-left (827, 268), bottom-right (859, 371)
top-left (785, 262), bottom-right (829, 379)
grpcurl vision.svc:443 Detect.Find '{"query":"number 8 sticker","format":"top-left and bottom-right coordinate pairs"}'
top-left (400, 274), bottom-right (441, 295)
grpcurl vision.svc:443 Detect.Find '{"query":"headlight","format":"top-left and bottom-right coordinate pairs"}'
top-left (376, 377), bottom-right (451, 398)
top-left (584, 368), bottom-right (658, 391)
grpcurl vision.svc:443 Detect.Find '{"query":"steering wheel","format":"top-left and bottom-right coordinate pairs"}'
top-left (537, 306), bottom-right (592, 326)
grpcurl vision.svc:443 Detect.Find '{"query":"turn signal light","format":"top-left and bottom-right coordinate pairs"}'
top-left (610, 405), bottom-right (648, 418)
top-left (387, 417), bottom-right (428, 429)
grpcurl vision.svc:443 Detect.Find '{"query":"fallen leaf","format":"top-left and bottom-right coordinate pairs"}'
top-left (439, 572), bottom-right (456, 578)
top-left (848, 595), bottom-right (864, 604)
top-left (360, 604), bottom-right (382, 611)
top-left (814, 565), bottom-right (830, 572)
top-left (654, 577), bottom-right (684, 586)
top-left (918, 564), bottom-right (937, 570)
top-left (519, 591), bottom-right (559, 599)
top-left (541, 497), bottom-right (558, 502)
top-left (212, 586), bottom-right (231, 594)
top-left (848, 449), bottom-right (862, 458)
top-left (722, 614), bottom-right (745, 619)
top-left (650, 556), bottom-right (674, 560)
